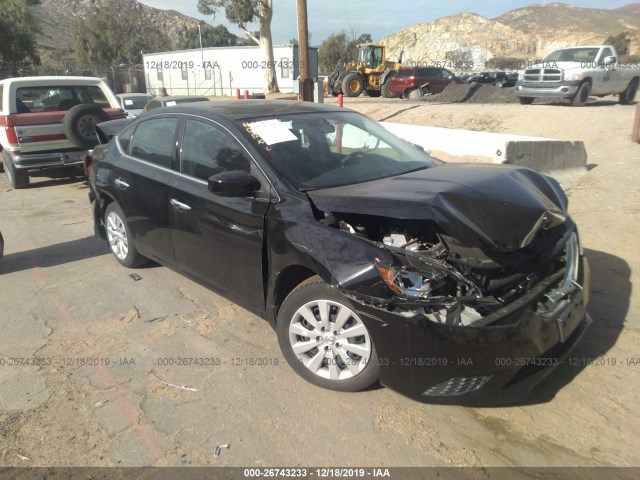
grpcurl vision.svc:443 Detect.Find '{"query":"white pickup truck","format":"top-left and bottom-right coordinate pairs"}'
top-left (0, 76), bottom-right (125, 188)
top-left (515, 45), bottom-right (640, 106)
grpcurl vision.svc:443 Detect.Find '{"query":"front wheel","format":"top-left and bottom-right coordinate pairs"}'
top-left (341, 73), bottom-right (364, 97)
top-left (571, 82), bottom-right (591, 106)
top-left (105, 202), bottom-right (148, 268)
top-left (277, 277), bottom-right (379, 392)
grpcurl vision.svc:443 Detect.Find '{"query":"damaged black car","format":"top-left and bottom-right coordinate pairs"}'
top-left (87, 100), bottom-right (590, 404)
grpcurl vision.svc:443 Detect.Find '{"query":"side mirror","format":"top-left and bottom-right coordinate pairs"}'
top-left (208, 171), bottom-right (260, 197)
top-left (603, 56), bottom-right (617, 65)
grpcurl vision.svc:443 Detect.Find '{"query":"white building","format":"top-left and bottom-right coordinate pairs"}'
top-left (142, 45), bottom-right (319, 96)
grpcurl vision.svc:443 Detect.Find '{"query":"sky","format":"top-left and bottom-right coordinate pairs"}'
top-left (139, 1), bottom-right (634, 44)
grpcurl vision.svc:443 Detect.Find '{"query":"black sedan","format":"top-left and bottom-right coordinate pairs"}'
top-left (87, 100), bottom-right (590, 404)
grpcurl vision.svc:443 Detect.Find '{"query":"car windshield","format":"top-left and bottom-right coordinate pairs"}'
top-left (121, 95), bottom-right (151, 109)
top-left (237, 111), bottom-right (441, 190)
top-left (543, 48), bottom-right (599, 63)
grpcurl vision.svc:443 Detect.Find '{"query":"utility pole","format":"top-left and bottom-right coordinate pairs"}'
top-left (296, 0), bottom-right (313, 101)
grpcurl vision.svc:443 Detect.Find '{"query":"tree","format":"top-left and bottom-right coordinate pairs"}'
top-left (71, 0), bottom-right (170, 73)
top-left (319, 32), bottom-right (349, 73)
top-left (177, 22), bottom-right (239, 50)
top-left (604, 31), bottom-right (631, 56)
top-left (0, 0), bottom-right (40, 75)
top-left (198, 0), bottom-right (279, 93)
top-left (318, 31), bottom-right (372, 74)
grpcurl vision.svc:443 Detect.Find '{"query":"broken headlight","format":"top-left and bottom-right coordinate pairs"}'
top-left (374, 258), bottom-right (447, 298)
top-left (374, 258), bottom-right (485, 326)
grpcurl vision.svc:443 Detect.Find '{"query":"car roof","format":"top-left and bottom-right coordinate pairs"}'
top-left (0, 76), bottom-right (106, 86)
top-left (117, 93), bottom-right (152, 97)
top-left (154, 95), bottom-right (210, 102)
top-left (139, 100), bottom-right (346, 121)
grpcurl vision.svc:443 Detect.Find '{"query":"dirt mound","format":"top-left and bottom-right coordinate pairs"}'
top-left (421, 83), bottom-right (475, 103)
top-left (467, 85), bottom-right (520, 103)
top-left (420, 83), bottom-right (519, 104)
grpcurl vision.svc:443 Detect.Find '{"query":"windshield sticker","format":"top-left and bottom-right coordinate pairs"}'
top-left (166, 101), bottom-right (177, 106)
top-left (246, 119), bottom-right (297, 145)
top-left (124, 99), bottom-right (134, 106)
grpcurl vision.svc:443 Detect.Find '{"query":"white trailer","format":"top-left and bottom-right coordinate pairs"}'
top-left (143, 45), bottom-right (319, 96)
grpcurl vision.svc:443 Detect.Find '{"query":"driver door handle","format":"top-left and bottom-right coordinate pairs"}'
top-left (114, 178), bottom-right (130, 189)
top-left (170, 199), bottom-right (192, 211)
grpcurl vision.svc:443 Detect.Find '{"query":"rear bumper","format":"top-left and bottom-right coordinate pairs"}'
top-left (10, 150), bottom-right (87, 169)
top-left (347, 254), bottom-right (591, 405)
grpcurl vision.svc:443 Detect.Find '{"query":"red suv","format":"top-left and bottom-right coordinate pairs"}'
top-left (389, 67), bottom-right (457, 98)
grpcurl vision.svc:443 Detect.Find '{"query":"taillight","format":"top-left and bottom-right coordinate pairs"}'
top-left (4, 114), bottom-right (19, 147)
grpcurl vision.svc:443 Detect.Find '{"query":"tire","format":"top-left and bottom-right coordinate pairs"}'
top-left (63, 104), bottom-right (110, 149)
top-left (3, 150), bottom-right (29, 189)
top-left (277, 277), bottom-right (379, 392)
top-left (341, 73), bottom-right (364, 97)
top-left (518, 96), bottom-right (534, 105)
top-left (620, 79), bottom-right (638, 105)
top-left (571, 82), bottom-right (591, 106)
top-left (495, 81), bottom-right (504, 87)
top-left (381, 79), bottom-right (398, 98)
top-left (104, 202), bottom-right (147, 268)
top-left (366, 89), bottom-right (381, 97)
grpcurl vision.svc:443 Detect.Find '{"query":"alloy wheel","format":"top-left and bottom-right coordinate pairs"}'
top-left (288, 299), bottom-right (372, 381)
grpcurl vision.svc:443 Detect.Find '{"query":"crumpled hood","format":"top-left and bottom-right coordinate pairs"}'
top-left (307, 163), bottom-right (568, 252)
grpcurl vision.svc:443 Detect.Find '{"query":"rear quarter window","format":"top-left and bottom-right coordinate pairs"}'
top-left (82, 86), bottom-right (110, 108)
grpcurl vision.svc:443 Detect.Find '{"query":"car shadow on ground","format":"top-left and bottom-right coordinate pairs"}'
top-left (522, 247), bottom-right (630, 405)
top-left (0, 236), bottom-right (109, 275)
top-left (26, 167), bottom-right (87, 189)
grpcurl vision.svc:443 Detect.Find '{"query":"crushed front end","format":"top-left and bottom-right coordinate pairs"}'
top-left (324, 211), bottom-right (590, 405)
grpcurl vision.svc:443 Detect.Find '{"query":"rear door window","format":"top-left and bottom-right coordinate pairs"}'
top-left (129, 117), bottom-right (179, 169)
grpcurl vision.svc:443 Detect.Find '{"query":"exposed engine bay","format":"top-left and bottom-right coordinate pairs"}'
top-left (319, 210), bottom-right (576, 328)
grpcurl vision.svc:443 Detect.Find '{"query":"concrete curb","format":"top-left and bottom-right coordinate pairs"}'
top-left (381, 122), bottom-right (587, 187)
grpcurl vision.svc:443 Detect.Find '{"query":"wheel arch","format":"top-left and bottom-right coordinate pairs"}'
top-left (270, 264), bottom-right (324, 325)
top-left (92, 190), bottom-right (117, 240)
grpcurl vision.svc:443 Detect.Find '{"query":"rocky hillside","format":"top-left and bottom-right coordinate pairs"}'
top-left (33, 0), bottom-right (201, 52)
top-left (380, 2), bottom-right (640, 70)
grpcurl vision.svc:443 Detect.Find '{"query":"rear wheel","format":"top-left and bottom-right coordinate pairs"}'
top-left (620, 79), bottom-right (638, 105)
top-left (277, 277), bottom-right (379, 392)
top-left (105, 202), bottom-right (147, 268)
top-left (381, 79), bottom-right (398, 98)
top-left (3, 150), bottom-right (29, 189)
top-left (571, 81), bottom-right (591, 106)
top-left (341, 73), bottom-right (364, 97)
top-left (518, 96), bottom-right (534, 105)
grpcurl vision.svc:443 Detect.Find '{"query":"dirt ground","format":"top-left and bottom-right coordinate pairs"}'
top-left (0, 95), bottom-right (638, 475)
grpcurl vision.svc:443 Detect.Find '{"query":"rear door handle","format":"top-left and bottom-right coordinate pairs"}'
top-left (170, 199), bottom-right (192, 211)
top-left (114, 178), bottom-right (130, 189)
